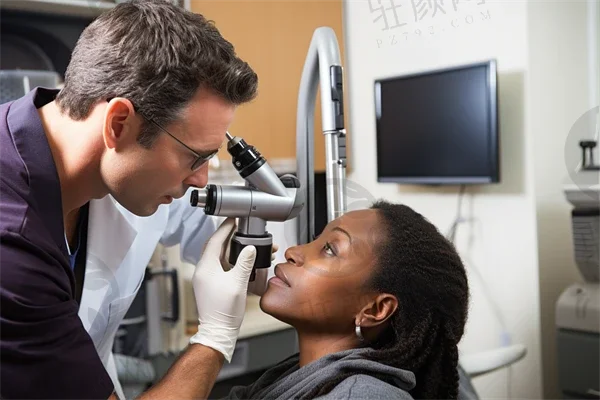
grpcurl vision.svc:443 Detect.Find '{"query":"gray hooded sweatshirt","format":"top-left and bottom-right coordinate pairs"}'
top-left (222, 348), bottom-right (416, 400)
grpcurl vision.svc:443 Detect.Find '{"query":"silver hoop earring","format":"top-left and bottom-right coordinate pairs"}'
top-left (355, 324), bottom-right (364, 342)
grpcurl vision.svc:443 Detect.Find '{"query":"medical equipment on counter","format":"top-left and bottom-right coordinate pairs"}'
top-left (556, 140), bottom-right (599, 399)
top-left (190, 132), bottom-right (304, 280)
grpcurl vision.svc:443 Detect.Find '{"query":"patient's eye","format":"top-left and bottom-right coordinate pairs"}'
top-left (323, 242), bottom-right (336, 256)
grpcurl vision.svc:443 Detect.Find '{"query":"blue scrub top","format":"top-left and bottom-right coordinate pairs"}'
top-left (0, 88), bottom-right (114, 399)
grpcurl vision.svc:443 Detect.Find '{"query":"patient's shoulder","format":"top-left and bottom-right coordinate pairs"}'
top-left (316, 374), bottom-right (414, 400)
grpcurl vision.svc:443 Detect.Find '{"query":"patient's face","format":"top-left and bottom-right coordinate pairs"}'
top-left (260, 209), bottom-right (383, 332)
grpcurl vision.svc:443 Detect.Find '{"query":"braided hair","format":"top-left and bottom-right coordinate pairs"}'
top-left (304, 200), bottom-right (469, 399)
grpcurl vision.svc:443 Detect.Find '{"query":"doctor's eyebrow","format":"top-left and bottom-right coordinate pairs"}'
top-left (188, 136), bottom-right (225, 157)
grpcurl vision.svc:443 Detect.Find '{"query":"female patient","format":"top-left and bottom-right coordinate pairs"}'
top-left (226, 200), bottom-right (469, 400)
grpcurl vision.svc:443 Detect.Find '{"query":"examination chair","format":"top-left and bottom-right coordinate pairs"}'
top-left (458, 344), bottom-right (527, 400)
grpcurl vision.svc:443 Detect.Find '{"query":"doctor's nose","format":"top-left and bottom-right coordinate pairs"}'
top-left (183, 162), bottom-right (209, 188)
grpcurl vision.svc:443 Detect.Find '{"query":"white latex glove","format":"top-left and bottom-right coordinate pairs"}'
top-left (189, 218), bottom-right (257, 363)
top-left (221, 234), bottom-right (279, 297)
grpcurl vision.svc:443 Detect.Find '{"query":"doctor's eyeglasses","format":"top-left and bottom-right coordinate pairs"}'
top-left (142, 117), bottom-right (221, 171)
top-left (106, 98), bottom-right (221, 171)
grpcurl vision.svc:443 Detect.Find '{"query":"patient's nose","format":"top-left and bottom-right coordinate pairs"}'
top-left (285, 246), bottom-right (304, 267)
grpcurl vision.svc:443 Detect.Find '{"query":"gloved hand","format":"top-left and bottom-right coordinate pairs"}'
top-left (189, 218), bottom-right (257, 363)
top-left (246, 243), bottom-right (278, 296)
top-left (221, 233), bottom-right (279, 297)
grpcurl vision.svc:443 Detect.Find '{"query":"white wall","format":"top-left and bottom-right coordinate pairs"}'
top-left (343, 0), bottom-right (543, 398)
top-left (527, 1), bottom-right (596, 398)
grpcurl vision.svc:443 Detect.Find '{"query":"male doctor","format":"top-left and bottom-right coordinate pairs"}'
top-left (0, 1), bottom-right (262, 398)
top-left (78, 189), bottom-right (217, 399)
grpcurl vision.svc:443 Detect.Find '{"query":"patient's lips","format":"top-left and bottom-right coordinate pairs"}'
top-left (270, 265), bottom-right (291, 288)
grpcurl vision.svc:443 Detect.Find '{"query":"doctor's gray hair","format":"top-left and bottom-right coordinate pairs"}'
top-left (56, 0), bottom-right (257, 147)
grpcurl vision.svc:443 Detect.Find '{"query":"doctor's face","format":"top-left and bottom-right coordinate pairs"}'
top-left (102, 89), bottom-right (234, 216)
top-left (260, 210), bottom-right (383, 334)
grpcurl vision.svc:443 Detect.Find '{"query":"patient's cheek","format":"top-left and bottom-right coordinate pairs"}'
top-left (328, 258), bottom-right (345, 274)
top-left (304, 260), bottom-right (360, 278)
top-left (259, 272), bottom-right (369, 329)
top-left (295, 290), bottom-right (363, 322)
top-left (295, 299), bottom-right (338, 322)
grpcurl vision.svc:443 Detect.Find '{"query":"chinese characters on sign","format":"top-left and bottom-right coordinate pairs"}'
top-left (411, 0), bottom-right (448, 22)
top-left (369, 0), bottom-right (407, 30)
top-left (369, 0), bottom-right (491, 47)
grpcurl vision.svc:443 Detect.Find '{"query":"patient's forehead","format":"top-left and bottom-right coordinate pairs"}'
top-left (338, 209), bottom-right (379, 225)
top-left (333, 209), bottom-right (382, 242)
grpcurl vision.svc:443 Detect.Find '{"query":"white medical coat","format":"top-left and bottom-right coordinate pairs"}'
top-left (76, 190), bottom-right (216, 399)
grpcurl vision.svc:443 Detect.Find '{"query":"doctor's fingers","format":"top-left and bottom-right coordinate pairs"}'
top-left (231, 245), bottom-right (257, 283)
top-left (204, 217), bottom-right (237, 257)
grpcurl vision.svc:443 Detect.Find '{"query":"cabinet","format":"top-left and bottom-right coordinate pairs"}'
top-left (191, 1), bottom-right (346, 172)
top-left (557, 329), bottom-right (600, 399)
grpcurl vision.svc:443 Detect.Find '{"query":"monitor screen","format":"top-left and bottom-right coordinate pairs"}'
top-left (375, 60), bottom-right (499, 184)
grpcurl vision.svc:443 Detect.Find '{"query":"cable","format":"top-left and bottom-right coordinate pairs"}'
top-left (446, 186), bottom-right (514, 396)
top-left (446, 185), bottom-right (510, 335)
top-left (446, 184), bottom-right (466, 243)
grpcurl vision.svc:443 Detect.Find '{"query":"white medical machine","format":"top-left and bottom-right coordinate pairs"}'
top-left (556, 140), bottom-right (600, 399)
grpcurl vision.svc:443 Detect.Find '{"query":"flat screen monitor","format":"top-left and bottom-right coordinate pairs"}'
top-left (375, 60), bottom-right (499, 185)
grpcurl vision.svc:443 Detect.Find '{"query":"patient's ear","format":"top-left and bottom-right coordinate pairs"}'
top-left (356, 294), bottom-right (398, 328)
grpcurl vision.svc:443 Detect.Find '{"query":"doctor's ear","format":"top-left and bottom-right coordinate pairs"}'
top-left (103, 98), bottom-right (139, 150)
